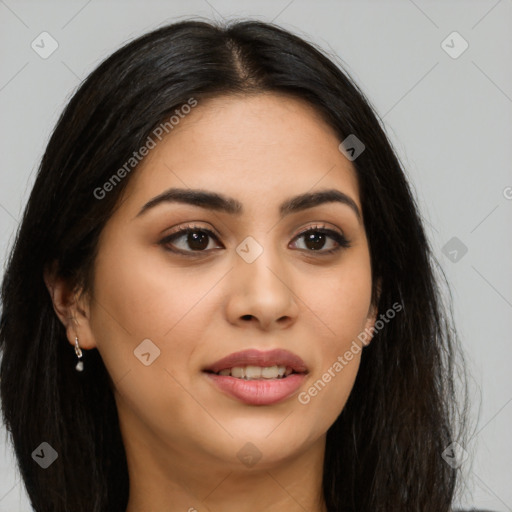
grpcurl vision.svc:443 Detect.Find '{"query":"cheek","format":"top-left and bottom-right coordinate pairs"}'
top-left (304, 253), bottom-right (373, 341)
top-left (87, 251), bottom-right (216, 446)
top-left (295, 254), bottom-right (372, 425)
top-left (87, 236), bottom-right (224, 402)
top-left (89, 231), bottom-right (226, 342)
top-left (298, 356), bottom-right (360, 430)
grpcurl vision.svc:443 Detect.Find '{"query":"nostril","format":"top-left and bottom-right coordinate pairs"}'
top-left (241, 315), bottom-right (253, 321)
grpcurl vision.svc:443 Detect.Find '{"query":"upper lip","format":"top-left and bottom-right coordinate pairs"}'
top-left (203, 349), bottom-right (308, 374)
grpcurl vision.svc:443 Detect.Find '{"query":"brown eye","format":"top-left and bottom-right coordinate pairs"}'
top-left (160, 226), bottom-right (222, 254)
top-left (291, 226), bottom-right (350, 254)
top-left (182, 231), bottom-right (210, 251)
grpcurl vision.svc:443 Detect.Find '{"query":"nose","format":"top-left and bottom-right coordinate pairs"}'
top-left (225, 242), bottom-right (299, 331)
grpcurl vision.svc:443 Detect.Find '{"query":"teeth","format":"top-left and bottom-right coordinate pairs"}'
top-left (217, 365), bottom-right (290, 379)
top-left (230, 367), bottom-right (244, 378)
top-left (261, 366), bottom-right (279, 378)
top-left (245, 366), bottom-right (262, 379)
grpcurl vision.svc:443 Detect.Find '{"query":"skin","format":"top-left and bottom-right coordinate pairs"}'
top-left (45, 92), bottom-right (379, 512)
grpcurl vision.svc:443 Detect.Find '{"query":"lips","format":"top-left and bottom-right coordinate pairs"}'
top-left (202, 348), bottom-right (309, 375)
top-left (202, 349), bottom-right (309, 405)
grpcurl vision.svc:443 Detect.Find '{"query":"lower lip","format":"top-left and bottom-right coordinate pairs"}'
top-left (204, 372), bottom-right (306, 405)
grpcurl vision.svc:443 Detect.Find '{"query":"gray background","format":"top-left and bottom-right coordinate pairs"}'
top-left (0, 0), bottom-right (511, 510)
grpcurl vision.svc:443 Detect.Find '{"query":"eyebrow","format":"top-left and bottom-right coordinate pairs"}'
top-left (136, 187), bottom-right (361, 221)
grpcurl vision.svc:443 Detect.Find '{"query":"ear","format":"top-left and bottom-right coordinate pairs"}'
top-left (43, 261), bottom-right (97, 350)
top-left (362, 277), bottom-right (382, 346)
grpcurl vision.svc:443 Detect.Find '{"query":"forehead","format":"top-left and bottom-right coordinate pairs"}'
top-left (119, 93), bottom-right (361, 216)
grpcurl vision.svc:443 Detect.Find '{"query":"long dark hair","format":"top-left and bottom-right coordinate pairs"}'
top-left (0, 18), bottom-right (470, 511)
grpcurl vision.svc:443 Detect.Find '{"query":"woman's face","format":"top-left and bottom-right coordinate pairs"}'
top-left (80, 93), bottom-right (377, 473)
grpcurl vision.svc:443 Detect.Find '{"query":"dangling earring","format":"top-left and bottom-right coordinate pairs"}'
top-left (74, 336), bottom-right (84, 372)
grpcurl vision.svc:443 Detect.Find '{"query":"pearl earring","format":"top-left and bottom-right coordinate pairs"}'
top-left (74, 336), bottom-right (84, 372)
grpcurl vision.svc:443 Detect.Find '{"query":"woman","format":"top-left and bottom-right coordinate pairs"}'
top-left (0, 18), bottom-right (483, 512)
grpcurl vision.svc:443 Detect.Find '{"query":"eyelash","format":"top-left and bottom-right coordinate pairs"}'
top-left (159, 223), bottom-right (351, 257)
